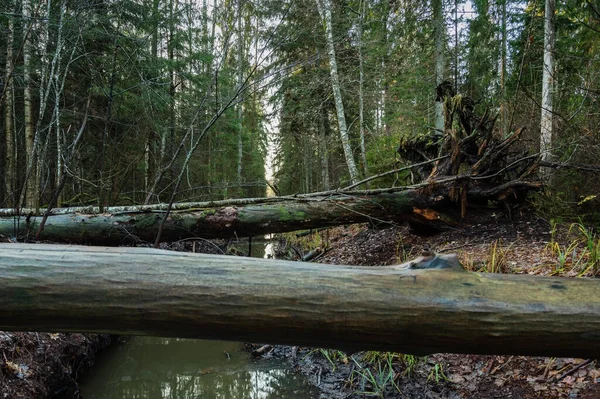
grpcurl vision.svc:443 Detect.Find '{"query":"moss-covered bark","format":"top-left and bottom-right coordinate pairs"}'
top-left (0, 192), bottom-right (453, 245)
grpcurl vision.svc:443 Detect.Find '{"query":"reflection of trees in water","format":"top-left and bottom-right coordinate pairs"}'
top-left (115, 369), bottom-right (292, 398)
top-left (82, 337), bottom-right (313, 399)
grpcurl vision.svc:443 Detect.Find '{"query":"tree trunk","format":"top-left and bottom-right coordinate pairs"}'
top-left (98, 38), bottom-right (119, 211)
top-left (499, 0), bottom-right (508, 137)
top-left (4, 9), bottom-right (15, 206)
top-left (357, 0), bottom-right (369, 182)
top-left (236, 0), bottom-right (244, 185)
top-left (316, 0), bottom-right (360, 184)
top-left (319, 106), bottom-right (330, 190)
top-left (433, 0), bottom-right (445, 135)
top-left (1, 243), bottom-right (599, 359)
top-left (540, 0), bottom-right (555, 182)
top-left (0, 191), bottom-right (456, 245)
top-left (23, 0), bottom-right (38, 210)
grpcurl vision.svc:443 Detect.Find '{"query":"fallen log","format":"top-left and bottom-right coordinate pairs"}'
top-left (0, 191), bottom-right (457, 245)
top-left (1, 243), bottom-right (599, 358)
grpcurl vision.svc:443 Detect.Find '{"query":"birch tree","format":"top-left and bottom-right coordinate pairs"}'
top-left (433, 0), bottom-right (445, 135)
top-left (315, 0), bottom-right (360, 184)
top-left (540, 0), bottom-right (555, 182)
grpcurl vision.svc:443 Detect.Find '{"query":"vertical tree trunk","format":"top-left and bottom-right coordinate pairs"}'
top-left (4, 9), bottom-right (15, 206)
top-left (144, 0), bottom-right (161, 196)
top-left (454, 0), bottom-right (458, 89)
top-left (315, 0), bottom-right (359, 184)
top-left (98, 40), bottom-right (119, 211)
top-left (375, 1), bottom-right (389, 135)
top-left (236, 0), bottom-right (244, 185)
top-left (357, 0), bottom-right (369, 183)
top-left (168, 0), bottom-right (177, 184)
top-left (433, 0), bottom-right (445, 135)
top-left (23, 0), bottom-right (38, 210)
top-left (34, 0), bottom-right (53, 207)
top-left (499, 0), bottom-right (508, 137)
top-left (540, 0), bottom-right (555, 182)
top-left (319, 107), bottom-right (330, 190)
top-left (53, 0), bottom-right (68, 207)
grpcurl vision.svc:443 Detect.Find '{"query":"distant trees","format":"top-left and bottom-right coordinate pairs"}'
top-left (0, 0), bottom-right (597, 216)
top-left (0, 0), bottom-right (267, 211)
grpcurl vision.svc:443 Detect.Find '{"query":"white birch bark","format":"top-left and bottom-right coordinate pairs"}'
top-left (433, 0), bottom-right (445, 135)
top-left (540, 0), bottom-right (555, 182)
top-left (315, 0), bottom-right (359, 184)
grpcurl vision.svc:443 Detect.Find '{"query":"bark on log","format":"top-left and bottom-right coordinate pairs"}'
top-left (0, 192), bottom-right (456, 245)
top-left (1, 243), bottom-right (600, 358)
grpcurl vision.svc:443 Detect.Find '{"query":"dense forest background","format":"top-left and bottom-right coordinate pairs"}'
top-left (0, 0), bottom-right (598, 217)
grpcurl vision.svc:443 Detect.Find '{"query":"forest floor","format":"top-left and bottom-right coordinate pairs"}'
top-left (1, 210), bottom-right (599, 398)
top-left (253, 209), bottom-right (600, 399)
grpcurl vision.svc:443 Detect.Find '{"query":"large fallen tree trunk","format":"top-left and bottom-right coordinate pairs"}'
top-left (1, 243), bottom-right (599, 358)
top-left (0, 191), bottom-right (457, 245)
top-left (0, 179), bottom-right (541, 245)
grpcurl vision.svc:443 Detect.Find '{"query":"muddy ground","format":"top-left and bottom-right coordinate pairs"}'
top-left (1, 210), bottom-right (599, 398)
top-left (0, 332), bottom-right (113, 398)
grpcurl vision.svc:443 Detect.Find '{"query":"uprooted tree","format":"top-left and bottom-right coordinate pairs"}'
top-left (0, 85), bottom-right (542, 245)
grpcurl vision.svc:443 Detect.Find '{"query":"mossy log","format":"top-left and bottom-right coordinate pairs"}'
top-left (0, 192), bottom-right (456, 245)
top-left (1, 243), bottom-right (599, 358)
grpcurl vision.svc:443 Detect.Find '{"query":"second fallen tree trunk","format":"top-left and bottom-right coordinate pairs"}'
top-left (0, 191), bottom-right (457, 245)
top-left (1, 243), bottom-right (600, 358)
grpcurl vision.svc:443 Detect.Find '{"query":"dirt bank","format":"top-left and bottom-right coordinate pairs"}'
top-left (256, 211), bottom-right (600, 398)
top-left (0, 332), bottom-right (113, 398)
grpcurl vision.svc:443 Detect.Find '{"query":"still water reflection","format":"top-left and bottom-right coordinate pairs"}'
top-left (80, 237), bottom-right (315, 398)
top-left (80, 337), bottom-right (316, 398)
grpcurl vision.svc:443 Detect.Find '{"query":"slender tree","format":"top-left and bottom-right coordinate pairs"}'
top-left (23, 0), bottom-right (38, 209)
top-left (540, 0), bottom-right (555, 181)
top-left (4, 1), bottom-right (15, 206)
top-left (357, 0), bottom-right (369, 181)
top-left (237, 0), bottom-right (244, 183)
top-left (433, 0), bottom-right (445, 135)
top-left (315, 0), bottom-right (359, 184)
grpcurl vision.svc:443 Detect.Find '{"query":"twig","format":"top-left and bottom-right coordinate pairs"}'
top-left (490, 356), bottom-right (514, 374)
top-left (552, 359), bottom-right (594, 382)
top-left (438, 242), bottom-right (471, 253)
top-left (341, 155), bottom-right (449, 190)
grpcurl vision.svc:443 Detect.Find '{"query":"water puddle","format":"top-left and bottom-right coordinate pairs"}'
top-left (80, 237), bottom-right (318, 398)
top-left (80, 337), bottom-right (316, 398)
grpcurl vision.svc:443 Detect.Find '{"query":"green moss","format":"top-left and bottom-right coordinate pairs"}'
top-left (277, 206), bottom-right (307, 221)
top-left (135, 214), bottom-right (160, 229)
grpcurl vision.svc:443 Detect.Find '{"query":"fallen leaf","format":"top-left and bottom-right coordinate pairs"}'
top-left (4, 361), bottom-right (31, 379)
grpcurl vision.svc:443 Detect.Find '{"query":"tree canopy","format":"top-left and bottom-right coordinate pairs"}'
top-left (0, 0), bottom-right (598, 219)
